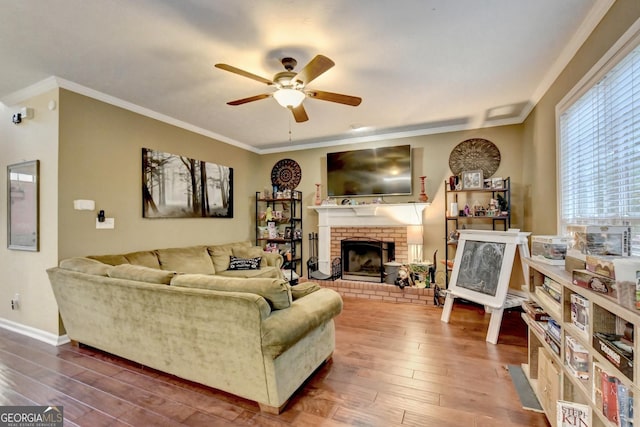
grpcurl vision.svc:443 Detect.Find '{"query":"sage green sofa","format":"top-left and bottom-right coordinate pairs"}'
top-left (46, 241), bottom-right (343, 414)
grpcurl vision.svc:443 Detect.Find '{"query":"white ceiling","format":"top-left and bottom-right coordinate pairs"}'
top-left (0, 0), bottom-right (611, 153)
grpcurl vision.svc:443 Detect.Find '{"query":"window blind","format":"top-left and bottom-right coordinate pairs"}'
top-left (559, 44), bottom-right (640, 255)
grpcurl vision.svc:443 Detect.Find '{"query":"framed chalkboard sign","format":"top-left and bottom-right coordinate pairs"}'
top-left (441, 229), bottom-right (531, 344)
top-left (447, 230), bottom-right (525, 308)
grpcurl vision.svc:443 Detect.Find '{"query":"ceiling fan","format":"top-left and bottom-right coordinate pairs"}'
top-left (215, 55), bottom-right (361, 123)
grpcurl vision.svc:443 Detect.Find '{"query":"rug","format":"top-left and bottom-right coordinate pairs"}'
top-left (507, 364), bottom-right (543, 412)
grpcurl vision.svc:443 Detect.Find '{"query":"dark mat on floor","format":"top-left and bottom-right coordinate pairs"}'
top-left (507, 364), bottom-right (543, 412)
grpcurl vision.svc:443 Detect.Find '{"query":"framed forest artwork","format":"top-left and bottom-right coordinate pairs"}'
top-left (142, 148), bottom-right (233, 218)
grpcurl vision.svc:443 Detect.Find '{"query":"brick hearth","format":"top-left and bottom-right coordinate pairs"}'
top-left (307, 278), bottom-right (435, 305)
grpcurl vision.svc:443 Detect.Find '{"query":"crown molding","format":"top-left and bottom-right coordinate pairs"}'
top-left (0, 76), bottom-right (261, 154)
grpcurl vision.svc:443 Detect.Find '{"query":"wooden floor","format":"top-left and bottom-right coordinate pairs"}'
top-left (0, 298), bottom-right (551, 426)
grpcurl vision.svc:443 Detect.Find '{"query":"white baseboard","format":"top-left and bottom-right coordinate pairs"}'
top-left (0, 318), bottom-right (69, 346)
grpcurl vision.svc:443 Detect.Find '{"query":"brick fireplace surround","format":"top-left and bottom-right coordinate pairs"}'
top-left (307, 203), bottom-right (433, 304)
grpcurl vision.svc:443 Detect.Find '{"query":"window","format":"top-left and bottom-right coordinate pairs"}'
top-left (558, 30), bottom-right (640, 255)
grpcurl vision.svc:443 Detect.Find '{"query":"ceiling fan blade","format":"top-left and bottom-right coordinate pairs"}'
top-left (290, 104), bottom-right (309, 123)
top-left (307, 90), bottom-right (362, 106)
top-left (215, 64), bottom-right (273, 85)
top-left (227, 94), bottom-right (271, 106)
top-left (293, 55), bottom-right (335, 85)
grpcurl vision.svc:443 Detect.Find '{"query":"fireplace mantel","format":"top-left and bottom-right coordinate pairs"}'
top-left (308, 203), bottom-right (430, 227)
top-left (308, 202), bottom-right (430, 274)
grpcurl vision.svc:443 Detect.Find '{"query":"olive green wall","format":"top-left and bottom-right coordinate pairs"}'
top-left (58, 89), bottom-right (260, 259)
top-left (522, 0), bottom-right (640, 235)
top-left (2, 1), bottom-right (639, 340)
top-left (258, 124), bottom-right (525, 270)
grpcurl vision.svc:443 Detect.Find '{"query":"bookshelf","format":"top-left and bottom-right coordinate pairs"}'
top-left (522, 259), bottom-right (638, 427)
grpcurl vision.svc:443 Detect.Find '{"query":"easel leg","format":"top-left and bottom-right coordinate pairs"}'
top-left (486, 307), bottom-right (504, 344)
top-left (440, 293), bottom-right (455, 323)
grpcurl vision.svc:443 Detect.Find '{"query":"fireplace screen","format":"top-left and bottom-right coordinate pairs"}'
top-left (341, 238), bottom-right (395, 283)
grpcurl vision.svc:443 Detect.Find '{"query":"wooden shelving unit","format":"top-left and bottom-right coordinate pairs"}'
top-left (444, 177), bottom-right (510, 287)
top-left (522, 258), bottom-right (639, 427)
top-left (255, 190), bottom-right (303, 285)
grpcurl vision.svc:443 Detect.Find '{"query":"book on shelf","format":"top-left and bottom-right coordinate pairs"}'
top-left (547, 319), bottom-right (561, 342)
top-left (545, 331), bottom-right (561, 356)
top-left (593, 361), bottom-right (634, 427)
top-left (602, 372), bottom-right (619, 425)
top-left (556, 400), bottom-right (591, 427)
top-left (593, 332), bottom-right (634, 380)
top-left (522, 300), bottom-right (551, 321)
top-left (542, 277), bottom-right (562, 302)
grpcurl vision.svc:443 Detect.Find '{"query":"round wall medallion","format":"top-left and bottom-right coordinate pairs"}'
top-left (271, 158), bottom-right (302, 190)
top-left (448, 138), bottom-right (501, 178)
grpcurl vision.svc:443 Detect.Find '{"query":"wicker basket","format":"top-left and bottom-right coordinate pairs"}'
top-left (616, 281), bottom-right (637, 311)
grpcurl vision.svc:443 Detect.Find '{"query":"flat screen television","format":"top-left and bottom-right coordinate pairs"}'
top-left (326, 145), bottom-right (412, 197)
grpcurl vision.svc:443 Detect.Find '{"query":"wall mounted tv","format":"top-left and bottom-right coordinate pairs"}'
top-left (326, 145), bottom-right (412, 197)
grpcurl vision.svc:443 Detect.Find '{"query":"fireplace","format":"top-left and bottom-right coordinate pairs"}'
top-left (309, 203), bottom-right (429, 277)
top-left (341, 238), bottom-right (395, 283)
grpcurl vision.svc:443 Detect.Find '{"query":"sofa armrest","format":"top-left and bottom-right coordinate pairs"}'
top-left (261, 288), bottom-right (343, 358)
top-left (262, 252), bottom-right (284, 269)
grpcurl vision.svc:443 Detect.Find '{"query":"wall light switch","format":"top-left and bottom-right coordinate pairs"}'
top-left (96, 218), bottom-right (115, 229)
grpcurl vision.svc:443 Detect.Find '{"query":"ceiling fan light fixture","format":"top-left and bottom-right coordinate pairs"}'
top-left (273, 88), bottom-right (305, 108)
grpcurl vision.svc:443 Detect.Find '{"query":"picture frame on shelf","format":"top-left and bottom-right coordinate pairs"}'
top-left (462, 170), bottom-right (483, 190)
top-left (284, 227), bottom-right (292, 239)
top-left (492, 177), bottom-right (504, 189)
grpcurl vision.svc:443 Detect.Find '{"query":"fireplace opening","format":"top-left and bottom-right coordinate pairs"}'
top-left (341, 238), bottom-right (395, 283)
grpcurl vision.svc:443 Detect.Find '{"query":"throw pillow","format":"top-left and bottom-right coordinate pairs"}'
top-left (155, 246), bottom-right (215, 274)
top-left (108, 264), bottom-right (176, 285)
top-left (124, 250), bottom-right (161, 269)
top-left (87, 254), bottom-right (129, 266)
top-left (232, 246), bottom-right (268, 268)
top-left (208, 245), bottom-right (233, 272)
top-left (228, 255), bottom-right (261, 270)
top-left (291, 282), bottom-right (321, 300)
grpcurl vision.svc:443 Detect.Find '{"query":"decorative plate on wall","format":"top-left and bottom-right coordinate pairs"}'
top-left (271, 158), bottom-right (302, 190)
top-left (448, 138), bottom-right (501, 178)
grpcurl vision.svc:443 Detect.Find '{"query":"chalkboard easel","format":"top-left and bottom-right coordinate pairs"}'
top-left (440, 229), bottom-right (530, 344)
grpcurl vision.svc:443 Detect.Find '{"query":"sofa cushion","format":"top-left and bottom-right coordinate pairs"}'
top-left (170, 274), bottom-right (292, 309)
top-left (216, 266), bottom-right (283, 279)
top-left (232, 246), bottom-right (268, 268)
top-left (207, 241), bottom-right (253, 272)
top-left (228, 255), bottom-right (261, 270)
top-left (291, 282), bottom-right (321, 300)
top-left (261, 288), bottom-right (343, 358)
top-left (124, 250), bottom-right (161, 269)
top-left (156, 246), bottom-right (215, 275)
top-left (59, 257), bottom-right (114, 276)
top-left (87, 254), bottom-right (129, 266)
top-left (108, 264), bottom-right (176, 285)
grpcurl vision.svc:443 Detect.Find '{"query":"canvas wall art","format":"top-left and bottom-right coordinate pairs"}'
top-left (142, 148), bottom-right (233, 218)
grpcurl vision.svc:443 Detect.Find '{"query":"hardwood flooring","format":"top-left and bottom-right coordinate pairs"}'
top-left (0, 298), bottom-right (550, 426)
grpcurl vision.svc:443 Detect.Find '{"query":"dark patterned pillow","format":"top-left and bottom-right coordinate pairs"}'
top-left (228, 255), bottom-right (262, 270)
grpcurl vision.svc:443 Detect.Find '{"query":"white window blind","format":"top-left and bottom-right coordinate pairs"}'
top-left (559, 43), bottom-right (640, 255)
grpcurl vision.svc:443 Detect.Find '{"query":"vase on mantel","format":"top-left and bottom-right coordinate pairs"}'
top-left (314, 183), bottom-right (322, 206)
top-left (418, 176), bottom-right (428, 202)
